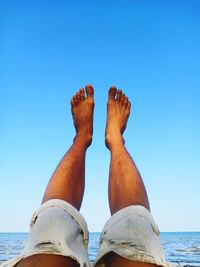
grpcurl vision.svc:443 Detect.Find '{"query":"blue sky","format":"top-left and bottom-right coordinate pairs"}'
top-left (1, 0), bottom-right (200, 232)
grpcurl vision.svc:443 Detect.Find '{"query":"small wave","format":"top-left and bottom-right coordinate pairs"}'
top-left (176, 247), bottom-right (200, 253)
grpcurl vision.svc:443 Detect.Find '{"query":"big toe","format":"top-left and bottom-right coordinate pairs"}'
top-left (108, 86), bottom-right (117, 99)
top-left (86, 84), bottom-right (94, 98)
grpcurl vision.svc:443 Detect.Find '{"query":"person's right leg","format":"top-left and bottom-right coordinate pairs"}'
top-left (104, 87), bottom-right (157, 267)
top-left (16, 85), bottom-right (94, 267)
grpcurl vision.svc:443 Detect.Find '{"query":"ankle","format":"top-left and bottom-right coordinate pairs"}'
top-left (74, 132), bottom-right (92, 148)
top-left (105, 131), bottom-right (124, 150)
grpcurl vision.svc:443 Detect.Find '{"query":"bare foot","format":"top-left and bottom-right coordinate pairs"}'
top-left (71, 85), bottom-right (94, 147)
top-left (105, 86), bottom-right (131, 149)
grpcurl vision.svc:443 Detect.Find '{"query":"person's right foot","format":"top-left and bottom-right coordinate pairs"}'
top-left (71, 85), bottom-right (94, 147)
top-left (105, 86), bottom-right (131, 149)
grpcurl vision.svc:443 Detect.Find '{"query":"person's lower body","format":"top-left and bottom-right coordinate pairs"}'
top-left (2, 86), bottom-right (171, 267)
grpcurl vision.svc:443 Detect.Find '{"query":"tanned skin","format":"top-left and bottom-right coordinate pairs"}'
top-left (17, 86), bottom-right (158, 267)
top-left (103, 87), bottom-right (158, 267)
top-left (17, 85), bottom-right (94, 267)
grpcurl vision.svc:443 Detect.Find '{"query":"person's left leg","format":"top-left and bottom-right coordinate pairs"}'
top-left (98, 87), bottom-right (162, 267)
top-left (16, 85), bottom-right (94, 267)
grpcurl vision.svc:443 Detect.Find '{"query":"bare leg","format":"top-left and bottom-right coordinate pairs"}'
top-left (42, 85), bottom-right (94, 209)
top-left (105, 87), bottom-right (150, 214)
top-left (104, 87), bottom-right (156, 267)
top-left (17, 85), bottom-right (94, 267)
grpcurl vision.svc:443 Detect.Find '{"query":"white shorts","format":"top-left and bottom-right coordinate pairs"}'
top-left (94, 205), bottom-right (174, 267)
top-left (1, 199), bottom-right (90, 267)
top-left (1, 202), bottom-right (175, 267)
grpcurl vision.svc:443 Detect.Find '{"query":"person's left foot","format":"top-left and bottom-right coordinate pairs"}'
top-left (105, 87), bottom-right (131, 149)
top-left (71, 85), bottom-right (94, 147)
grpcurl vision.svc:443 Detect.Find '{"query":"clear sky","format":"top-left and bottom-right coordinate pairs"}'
top-left (1, 0), bottom-right (200, 232)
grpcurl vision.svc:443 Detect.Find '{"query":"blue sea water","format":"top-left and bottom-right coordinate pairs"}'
top-left (0, 232), bottom-right (200, 266)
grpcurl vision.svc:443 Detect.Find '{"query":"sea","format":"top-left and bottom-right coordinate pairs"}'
top-left (0, 232), bottom-right (199, 266)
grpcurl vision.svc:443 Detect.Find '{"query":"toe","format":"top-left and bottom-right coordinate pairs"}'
top-left (86, 84), bottom-right (94, 97)
top-left (124, 96), bottom-right (129, 106)
top-left (121, 93), bottom-right (125, 104)
top-left (116, 90), bottom-right (122, 101)
top-left (73, 96), bottom-right (78, 106)
top-left (108, 86), bottom-right (117, 99)
top-left (127, 101), bottom-right (131, 110)
top-left (76, 92), bottom-right (81, 103)
top-left (80, 88), bottom-right (85, 100)
top-left (71, 98), bottom-right (75, 107)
